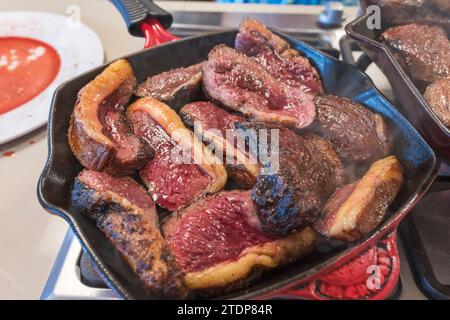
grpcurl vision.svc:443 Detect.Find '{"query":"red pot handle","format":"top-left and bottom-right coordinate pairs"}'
top-left (111, 0), bottom-right (180, 48)
top-left (270, 230), bottom-right (400, 300)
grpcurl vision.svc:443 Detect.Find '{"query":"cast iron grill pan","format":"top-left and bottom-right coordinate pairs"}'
top-left (38, 30), bottom-right (437, 299)
top-left (346, 14), bottom-right (450, 162)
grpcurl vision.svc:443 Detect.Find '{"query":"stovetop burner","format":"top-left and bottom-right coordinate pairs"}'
top-left (41, 230), bottom-right (116, 300)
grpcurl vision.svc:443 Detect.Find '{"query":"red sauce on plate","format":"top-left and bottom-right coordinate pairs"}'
top-left (0, 37), bottom-right (61, 115)
top-left (2, 151), bottom-right (15, 158)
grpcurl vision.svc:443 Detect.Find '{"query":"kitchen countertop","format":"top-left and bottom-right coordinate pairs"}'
top-left (0, 0), bottom-right (422, 300)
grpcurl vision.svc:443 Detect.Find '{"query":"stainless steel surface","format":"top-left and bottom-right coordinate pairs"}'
top-left (172, 11), bottom-right (325, 32)
top-left (41, 230), bottom-right (117, 300)
top-left (169, 11), bottom-right (339, 46)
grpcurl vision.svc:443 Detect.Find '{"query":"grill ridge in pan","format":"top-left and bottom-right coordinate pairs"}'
top-left (37, 30), bottom-right (437, 299)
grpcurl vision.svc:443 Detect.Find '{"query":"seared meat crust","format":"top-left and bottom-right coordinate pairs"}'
top-left (72, 169), bottom-right (187, 298)
top-left (203, 45), bottom-right (316, 129)
top-left (68, 59), bottom-right (153, 176)
top-left (237, 123), bottom-right (345, 237)
top-left (127, 98), bottom-right (227, 211)
top-left (424, 77), bottom-right (450, 128)
top-left (381, 23), bottom-right (450, 87)
top-left (162, 190), bottom-right (316, 292)
top-left (315, 156), bottom-right (404, 242)
top-left (135, 63), bottom-right (204, 111)
top-left (236, 19), bottom-right (323, 94)
top-left (313, 95), bottom-right (392, 162)
top-left (180, 101), bottom-right (259, 188)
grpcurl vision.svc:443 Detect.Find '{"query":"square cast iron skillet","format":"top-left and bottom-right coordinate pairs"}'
top-left (38, 30), bottom-right (438, 299)
top-left (346, 14), bottom-right (450, 162)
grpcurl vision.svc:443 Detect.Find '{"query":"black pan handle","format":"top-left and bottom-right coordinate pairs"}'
top-left (339, 35), bottom-right (372, 72)
top-left (110, 0), bottom-right (173, 37)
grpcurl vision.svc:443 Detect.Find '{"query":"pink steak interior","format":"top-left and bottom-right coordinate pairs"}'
top-left (166, 191), bottom-right (272, 272)
top-left (133, 111), bottom-right (211, 211)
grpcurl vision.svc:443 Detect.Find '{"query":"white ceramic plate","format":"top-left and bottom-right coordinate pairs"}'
top-left (0, 11), bottom-right (104, 145)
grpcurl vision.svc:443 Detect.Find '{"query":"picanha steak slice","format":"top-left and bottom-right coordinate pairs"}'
top-left (135, 62), bottom-right (204, 111)
top-left (202, 45), bottom-right (316, 129)
top-left (424, 77), bottom-right (450, 128)
top-left (235, 19), bottom-right (323, 94)
top-left (162, 190), bottom-right (316, 292)
top-left (180, 101), bottom-right (260, 188)
top-left (313, 95), bottom-right (392, 162)
top-left (71, 169), bottom-right (187, 298)
top-left (381, 23), bottom-right (450, 87)
top-left (237, 123), bottom-right (346, 237)
top-left (68, 59), bottom-right (153, 176)
top-left (127, 97), bottom-right (227, 211)
top-left (315, 156), bottom-right (404, 242)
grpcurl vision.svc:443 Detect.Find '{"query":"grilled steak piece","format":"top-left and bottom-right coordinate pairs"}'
top-left (432, 0), bottom-right (450, 13)
top-left (315, 156), bottom-right (404, 242)
top-left (127, 98), bottom-right (227, 211)
top-left (381, 24), bottom-right (450, 87)
top-left (203, 45), bottom-right (316, 129)
top-left (68, 59), bottom-right (153, 176)
top-left (135, 63), bottom-right (204, 111)
top-left (162, 190), bottom-right (316, 292)
top-left (313, 95), bottom-right (392, 162)
top-left (236, 19), bottom-right (291, 55)
top-left (180, 101), bottom-right (259, 188)
top-left (236, 123), bottom-right (346, 237)
top-left (424, 77), bottom-right (450, 128)
top-left (363, 0), bottom-right (450, 33)
top-left (72, 169), bottom-right (187, 298)
top-left (235, 19), bottom-right (323, 94)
